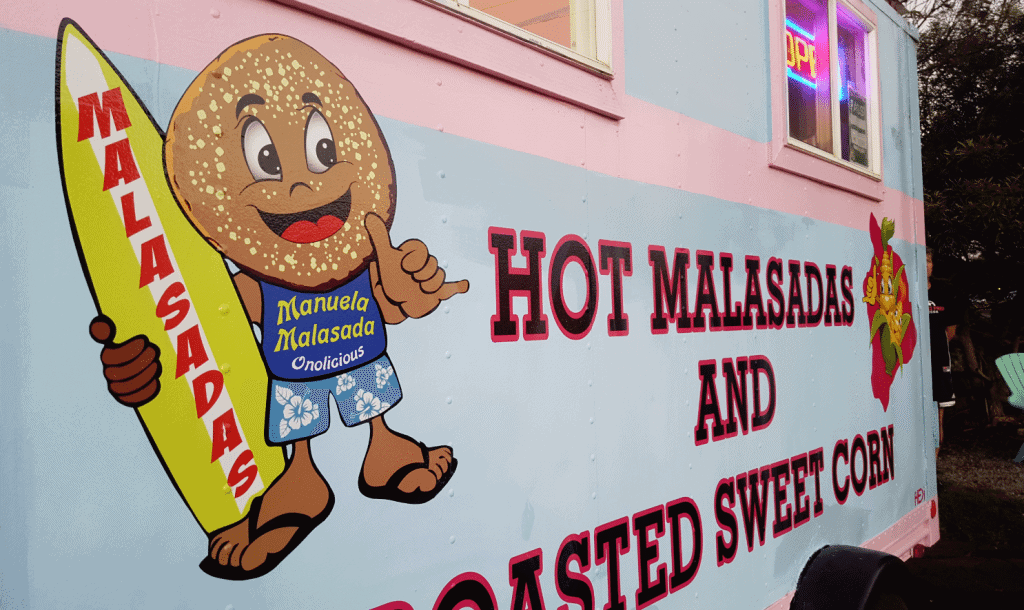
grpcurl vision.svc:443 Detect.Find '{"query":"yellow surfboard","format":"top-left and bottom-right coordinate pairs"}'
top-left (56, 19), bottom-right (284, 534)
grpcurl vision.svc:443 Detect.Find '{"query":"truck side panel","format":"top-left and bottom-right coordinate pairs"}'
top-left (0, 1), bottom-right (932, 608)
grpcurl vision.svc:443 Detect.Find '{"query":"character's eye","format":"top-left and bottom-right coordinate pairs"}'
top-left (242, 118), bottom-right (281, 181)
top-left (305, 109), bottom-right (336, 174)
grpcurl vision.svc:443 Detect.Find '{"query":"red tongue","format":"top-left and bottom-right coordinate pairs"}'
top-left (280, 215), bottom-right (343, 244)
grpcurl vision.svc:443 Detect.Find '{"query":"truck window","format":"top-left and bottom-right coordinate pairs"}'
top-left (426, 0), bottom-right (613, 75)
top-left (785, 0), bottom-right (878, 175)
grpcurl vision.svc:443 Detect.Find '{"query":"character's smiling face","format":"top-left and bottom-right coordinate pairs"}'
top-left (165, 34), bottom-right (396, 291)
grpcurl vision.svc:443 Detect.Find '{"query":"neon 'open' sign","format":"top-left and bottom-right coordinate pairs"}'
top-left (786, 19), bottom-right (817, 89)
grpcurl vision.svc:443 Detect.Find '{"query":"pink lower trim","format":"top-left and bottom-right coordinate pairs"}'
top-left (762, 498), bottom-right (941, 610)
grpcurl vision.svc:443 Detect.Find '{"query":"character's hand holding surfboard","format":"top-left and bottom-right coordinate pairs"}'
top-left (89, 316), bottom-right (162, 407)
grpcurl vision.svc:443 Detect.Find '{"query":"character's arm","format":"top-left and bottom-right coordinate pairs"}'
top-left (364, 213), bottom-right (469, 321)
top-left (863, 261), bottom-right (877, 305)
top-left (232, 271), bottom-right (263, 326)
top-left (369, 260), bottom-right (409, 325)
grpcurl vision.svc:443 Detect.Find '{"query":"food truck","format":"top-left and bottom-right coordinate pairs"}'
top-left (0, 0), bottom-right (937, 607)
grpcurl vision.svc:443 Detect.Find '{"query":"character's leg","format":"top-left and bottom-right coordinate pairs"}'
top-left (332, 354), bottom-right (456, 504)
top-left (201, 382), bottom-right (334, 580)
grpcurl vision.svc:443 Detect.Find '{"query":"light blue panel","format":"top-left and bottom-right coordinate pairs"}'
top-left (909, 42), bottom-right (924, 200)
top-left (388, 118), bottom-right (932, 609)
top-left (376, 112), bottom-right (933, 609)
top-left (3, 26), bottom-right (931, 610)
top-left (877, 15), bottom-right (924, 200)
top-left (624, 0), bottom-right (773, 143)
top-left (0, 28), bottom-right (204, 610)
top-left (0, 30), bottom-right (33, 606)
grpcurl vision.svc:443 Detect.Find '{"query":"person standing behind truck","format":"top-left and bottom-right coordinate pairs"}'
top-left (928, 247), bottom-right (959, 457)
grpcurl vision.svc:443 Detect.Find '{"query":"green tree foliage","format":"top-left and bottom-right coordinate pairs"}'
top-left (908, 0), bottom-right (1024, 421)
top-left (912, 0), bottom-right (1024, 302)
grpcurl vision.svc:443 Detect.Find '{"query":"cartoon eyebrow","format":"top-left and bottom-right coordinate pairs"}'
top-left (302, 92), bottom-right (322, 106)
top-left (235, 94), bottom-right (266, 118)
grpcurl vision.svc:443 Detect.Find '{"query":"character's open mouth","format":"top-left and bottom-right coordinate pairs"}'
top-left (257, 189), bottom-right (352, 244)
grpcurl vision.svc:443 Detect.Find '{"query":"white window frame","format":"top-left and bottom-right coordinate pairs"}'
top-left (429, 0), bottom-right (613, 76)
top-left (769, 0), bottom-right (884, 201)
top-left (272, 0), bottom-right (624, 119)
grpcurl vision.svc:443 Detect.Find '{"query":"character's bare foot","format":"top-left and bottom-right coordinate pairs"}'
top-left (358, 415), bottom-right (457, 504)
top-left (201, 440), bottom-right (333, 579)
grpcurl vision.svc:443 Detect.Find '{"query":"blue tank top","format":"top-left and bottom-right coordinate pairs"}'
top-left (260, 270), bottom-right (386, 380)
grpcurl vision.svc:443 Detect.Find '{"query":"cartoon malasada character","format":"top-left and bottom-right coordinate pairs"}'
top-left (88, 34), bottom-right (468, 579)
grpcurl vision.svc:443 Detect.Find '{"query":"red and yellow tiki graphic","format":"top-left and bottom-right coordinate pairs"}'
top-left (862, 214), bottom-right (917, 410)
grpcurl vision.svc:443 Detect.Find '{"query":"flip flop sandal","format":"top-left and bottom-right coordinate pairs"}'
top-left (198, 488), bottom-right (336, 580)
top-left (358, 441), bottom-right (458, 505)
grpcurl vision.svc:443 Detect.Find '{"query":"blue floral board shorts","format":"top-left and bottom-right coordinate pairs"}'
top-left (266, 353), bottom-right (402, 444)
